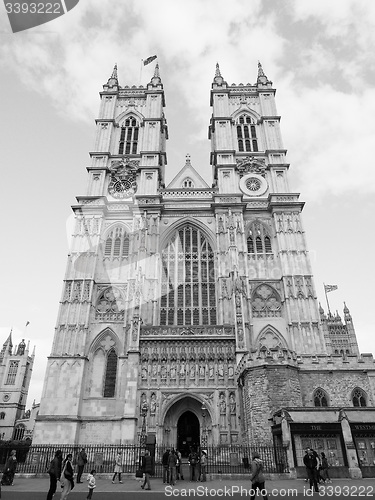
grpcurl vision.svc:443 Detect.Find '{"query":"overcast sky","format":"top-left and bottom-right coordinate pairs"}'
top-left (0, 0), bottom-right (374, 409)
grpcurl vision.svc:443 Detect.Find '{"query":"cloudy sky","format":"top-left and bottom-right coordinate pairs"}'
top-left (0, 0), bottom-right (374, 408)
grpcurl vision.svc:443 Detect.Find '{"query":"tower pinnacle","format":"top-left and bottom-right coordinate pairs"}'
top-left (106, 63), bottom-right (118, 88)
top-left (257, 61), bottom-right (271, 85)
top-left (213, 62), bottom-right (224, 85)
top-left (150, 63), bottom-right (162, 86)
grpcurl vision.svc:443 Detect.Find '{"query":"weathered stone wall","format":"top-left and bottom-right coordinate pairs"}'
top-left (243, 364), bottom-right (302, 442)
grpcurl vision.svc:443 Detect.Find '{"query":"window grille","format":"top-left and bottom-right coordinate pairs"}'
top-left (118, 116), bottom-right (139, 155)
top-left (160, 225), bottom-right (216, 325)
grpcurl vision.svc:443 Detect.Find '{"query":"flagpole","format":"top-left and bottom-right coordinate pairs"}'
top-left (323, 283), bottom-right (331, 315)
top-left (139, 60), bottom-right (143, 86)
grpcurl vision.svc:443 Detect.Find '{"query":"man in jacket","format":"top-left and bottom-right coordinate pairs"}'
top-left (76, 447), bottom-right (88, 483)
top-left (250, 452), bottom-right (268, 500)
top-left (162, 449), bottom-right (170, 484)
top-left (141, 450), bottom-right (154, 491)
top-left (303, 448), bottom-right (320, 493)
top-left (46, 449), bottom-right (62, 500)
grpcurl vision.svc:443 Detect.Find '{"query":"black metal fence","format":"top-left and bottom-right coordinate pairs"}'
top-left (0, 443), bottom-right (289, 476)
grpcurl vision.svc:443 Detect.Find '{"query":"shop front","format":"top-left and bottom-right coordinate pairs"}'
top-left (351, 423), bottom-right (375, 478)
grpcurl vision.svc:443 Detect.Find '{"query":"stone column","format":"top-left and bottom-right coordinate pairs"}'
top-left (339, 411), bottom-right (362, 479)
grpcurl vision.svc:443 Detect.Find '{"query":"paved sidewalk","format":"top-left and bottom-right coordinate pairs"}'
top-left (3, 475), bottom-right (375, 494)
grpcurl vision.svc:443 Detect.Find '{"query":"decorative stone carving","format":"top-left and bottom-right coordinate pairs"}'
top-left (236, 156), bottom-right (266, 178)
top-left (251, 284), bottom-right (281, 318)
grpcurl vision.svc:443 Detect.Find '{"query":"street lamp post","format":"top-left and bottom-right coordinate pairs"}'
top-left (140, 401), bottom-right (149, 449)
top-left (201, 403), bottom-right (208, 448)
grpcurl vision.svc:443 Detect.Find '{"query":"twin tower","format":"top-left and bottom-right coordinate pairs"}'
top-left (32, 63), bottom-right (372, 479)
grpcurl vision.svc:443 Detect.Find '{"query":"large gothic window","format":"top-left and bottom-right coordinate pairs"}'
top-left (118, 116), bottom-right (139, 155)
top-left (313, 388), bottom-right (329, 407)
top-left (160, 225), bottom-right (216, 326)
top-left (5, 361), bottom-right (19, 385)
top-left (352, 388), bottom-right (367, 407)
top-left (247, 221), bottom-right (272, 255)
top-left (104, 226), bottom-right (130, 259)
top-left (103, 349), bottom-right (118, 398)
top-left (236, 114), bottom-right (258, 153)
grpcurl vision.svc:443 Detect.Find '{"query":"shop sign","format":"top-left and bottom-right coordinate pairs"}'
top-left (353, 424), bottom-right (375, 431)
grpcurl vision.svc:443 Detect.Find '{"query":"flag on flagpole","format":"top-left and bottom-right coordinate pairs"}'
top-left (324, 284), bottom-right (338, 293)
top-left (25, 321), bottom-right (30, 327)
top-left (143, 55), bottom-right (157, 66)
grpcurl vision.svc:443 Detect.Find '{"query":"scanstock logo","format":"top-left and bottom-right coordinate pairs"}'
top-left (4, 0), bottom-right (79, 33)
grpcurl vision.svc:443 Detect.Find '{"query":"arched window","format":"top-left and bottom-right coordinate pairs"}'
top-left (0, 412), bottom-right (5, 420)
top-left (103, 226), bottom-right (130, 259)
top-left (13, 424), bottom-right (25, 440)
top-left (352, 388), bottom-right (367, 407)
top-left (160, 225), bottom-right (216, 326)
top-left (118, 116), bottom-right (139, 155)
top-left (5, 361), bottom-right (19, 385)
top-left (313, 388), bottom-right (329, 407)
top-left (236, 115), bottom-right (258, 152)
top-left (182, 178), bottom-right (194, 188)
top-left (247, 222), bottom-right (272, 255)
top-left (103, 349), bottom-right (118, 398)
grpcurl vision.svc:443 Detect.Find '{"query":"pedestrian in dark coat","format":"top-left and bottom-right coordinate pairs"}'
top-left (168, 449), bottom-right (178, 485)
top-left (1, 449), bottom-right (17, 486)
top-left (162, 448), bottom-right (170, 484)
top-left (46, 449), bottom-right (63, 500)
top-left (60, 454), bottom-right (74, 500)
top-left (250, 452), bottom-right (268, 500)
top-left (303, 448), bottom-right (320, 493)
top-left (76, 447), bottom-right (88, 483)
top-left (141, 450), bottom-right (154, 490)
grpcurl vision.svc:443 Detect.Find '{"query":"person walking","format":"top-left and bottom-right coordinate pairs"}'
top-left (60, 454), bottom-right (74, 500)
top-left (86, 469), bottom-right (96, 499)
top-left (319, 452), bottom-right (331, 483)
top-left (140, 449), bottom-right (154, 490)
top-left (76, 447), bottom-right (88, 483)
top-left (168, 449), bottom-right (178, 486)
top-left (303, 448), bottom-right (320, 493)
top-left (46, 449), bottom-right (63, 500)
top-left (200, 450), bottom-right (207, 482)
top-left (1, 449), bottom-right (17, 486)
top-left (249, 452), bottom-right (268, 500)
top-left (112, 450), bottom-right (123, 484)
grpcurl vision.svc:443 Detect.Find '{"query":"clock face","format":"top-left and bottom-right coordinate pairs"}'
top-left (108, 178), bottom-right (136, 199)
top-left (239, 173), bottom-right (268, 197)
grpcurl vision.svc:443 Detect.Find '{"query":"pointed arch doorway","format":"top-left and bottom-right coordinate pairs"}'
top-left (177, 410), bottom-right (200, 457)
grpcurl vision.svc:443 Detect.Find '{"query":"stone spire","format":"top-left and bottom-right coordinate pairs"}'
top-left (213, 62), bottom-right (224, 85)
top-left (106, 63), bottom-right (118, 88)
top-left (257, 61), bottom-right (271, 85)
top-left (150, 63), bottom-right (162, 86)
top-left (1, 328), bottom-right (13, 356)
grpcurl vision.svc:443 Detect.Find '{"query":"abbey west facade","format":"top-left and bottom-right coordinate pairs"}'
top-left (34, 63), bottom-right (375, 478)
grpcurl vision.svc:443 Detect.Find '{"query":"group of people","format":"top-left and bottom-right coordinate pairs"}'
top-left (162, 448), bottom-right (184, 485)
top-left (303, 448), bottom-right (331, 493)
top-left (46, 448), bottom-right (96, 500)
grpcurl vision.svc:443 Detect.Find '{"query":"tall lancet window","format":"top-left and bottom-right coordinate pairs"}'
top-left (118, 116), bottom-right (139, 155)
top-left (103, 349), bottom-right (118, 398)
top-left (160, 225), bottom-right (216, 326)
top-left (236, 114), bottom-right (258, 153)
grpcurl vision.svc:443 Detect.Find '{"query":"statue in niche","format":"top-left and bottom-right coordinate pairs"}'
top-left (150, 393), bottom-right (157, 415)
top-left (179, 363), bottom-right (185, 378)
top-left (229, 393), bottom-right (236, 414)
top-left (190, 363), bottom-right (196, 379)
top-left (219, 393), bottom-right (226, 414)
top-left (199, 364), bottom-right (205, 378)
top-left (141, 365), bottom-right (148, 380)
top-left (218, 362), bottom-right (224, 378)
top-left (170, 362), bottom-right (177, 379)
top-left (152, 362), bottom-right (158, 378)
top-left (161, 365), bottom-right (167, 379)
top-left (209, 362), bottom-right (215, 378)
top-left (218, 216), bottom-right (225, 233)
top-left (228, 364), bottom-right (234, 378)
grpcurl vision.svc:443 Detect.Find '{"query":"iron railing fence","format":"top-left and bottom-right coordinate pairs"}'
top-left (0, 443), bottom-right (289, 476)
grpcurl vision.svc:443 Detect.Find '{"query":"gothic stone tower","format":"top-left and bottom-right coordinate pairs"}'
top-left (34, 63), bottom-right (332, 447)
top-left (0, 332), bottom-right (35, 440)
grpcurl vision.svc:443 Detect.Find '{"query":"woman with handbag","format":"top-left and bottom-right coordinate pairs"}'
top-left (60, 454), bottom-right (74, 500)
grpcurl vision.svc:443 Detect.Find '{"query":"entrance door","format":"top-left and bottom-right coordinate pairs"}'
top-left (177, 411), bottom-right (200, 456)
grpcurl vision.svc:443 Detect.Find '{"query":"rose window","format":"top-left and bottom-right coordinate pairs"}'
top-left (246, 178), bottom-right (261, 191)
